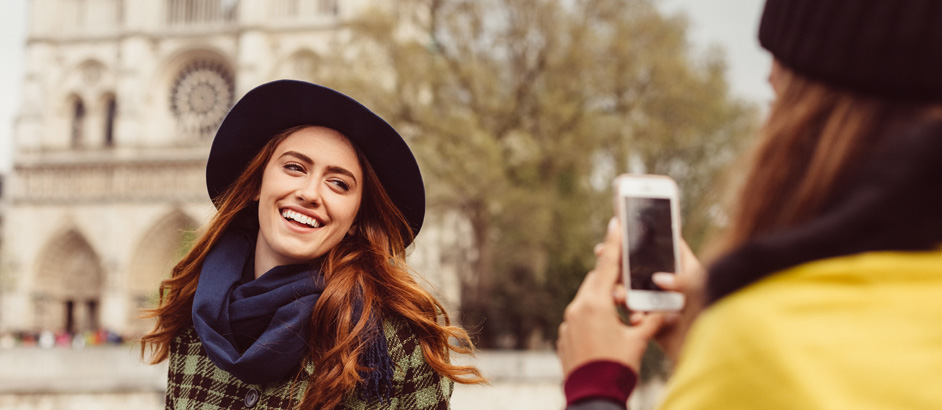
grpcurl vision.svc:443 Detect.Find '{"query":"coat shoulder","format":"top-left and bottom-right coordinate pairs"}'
top-left (165, 314), bottom-right (453, 410)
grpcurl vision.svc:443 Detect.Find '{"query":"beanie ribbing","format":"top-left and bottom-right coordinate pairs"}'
top-left (759, 0), bottom-right (942, 101)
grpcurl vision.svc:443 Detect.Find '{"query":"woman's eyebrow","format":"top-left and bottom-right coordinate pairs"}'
top-left (325, 165), bottom-right (358, 184)
top-left (279, 150), bottom-right (314, 164)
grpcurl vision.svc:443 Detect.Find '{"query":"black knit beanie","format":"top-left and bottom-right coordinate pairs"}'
top-left (759, 0), bottom-right (942, 101)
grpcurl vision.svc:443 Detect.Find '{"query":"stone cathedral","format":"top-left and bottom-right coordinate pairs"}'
top-left (0, 0), bottom-right (465, 338)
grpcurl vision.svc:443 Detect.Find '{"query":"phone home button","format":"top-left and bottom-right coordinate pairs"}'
top-left (650, 293), bottom-right (662, 305)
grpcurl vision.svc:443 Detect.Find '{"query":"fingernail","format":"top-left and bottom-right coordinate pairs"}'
top-left (608, 217), bottom-right (618, 233)
top-left (652, 272), bottom-right (675, 287)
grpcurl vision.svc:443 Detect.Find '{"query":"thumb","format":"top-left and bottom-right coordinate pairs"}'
top-left (630, 313), bottom-right (666, 341)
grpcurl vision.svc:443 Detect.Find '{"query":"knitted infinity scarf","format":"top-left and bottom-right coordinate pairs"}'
top-left (192, 222), bottom-right (394, 400)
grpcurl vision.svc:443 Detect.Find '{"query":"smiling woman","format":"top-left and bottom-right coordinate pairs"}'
top-left (254, 126), bottom-right (363, 271)
top-left (140, 80), bottom-right (485, 410)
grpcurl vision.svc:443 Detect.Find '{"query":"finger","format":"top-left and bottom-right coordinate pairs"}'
top-left (613, 284), bottom-right (627, 305)
top-left (628, 311), bottom-right (645, 326)
top-left (581, 218), bottom-right (622, 293)
top-left (595, 217), bottom-right (621, 268)
top-left (652, 272), bottom-right (678, 290)
top-left (594, 243), bottom-right (604, 256)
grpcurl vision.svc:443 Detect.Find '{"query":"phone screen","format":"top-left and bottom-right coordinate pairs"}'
top-left (624, 196), bottom-right (676, 291)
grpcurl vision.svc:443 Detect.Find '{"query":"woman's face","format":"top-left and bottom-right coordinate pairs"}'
top-left (254, 126), bottom-right (363, 273)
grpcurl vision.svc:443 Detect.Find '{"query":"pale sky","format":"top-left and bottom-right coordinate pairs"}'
top-left (662, 0), bottom-right (773, 105)
top-left (0, 0), bottom-right (772, 173)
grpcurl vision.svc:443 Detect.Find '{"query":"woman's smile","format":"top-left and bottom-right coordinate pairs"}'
top-left (281, 208), bottom-right (323, 229)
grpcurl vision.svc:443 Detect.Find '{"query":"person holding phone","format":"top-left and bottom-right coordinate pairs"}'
top-left (558, 0), bottom-right (942, 408)
top-left (141, 80), bottom-right (484, 409)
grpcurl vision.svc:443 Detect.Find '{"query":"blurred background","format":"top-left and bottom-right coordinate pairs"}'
top-left (0, 0), bottom-right (770, 408)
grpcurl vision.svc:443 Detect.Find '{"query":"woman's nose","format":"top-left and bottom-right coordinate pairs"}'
top-left (295, 180), bottom-right (321, 205)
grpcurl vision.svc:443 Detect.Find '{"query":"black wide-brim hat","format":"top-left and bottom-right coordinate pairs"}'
top-left (206, 80), bottom-right (425, 243)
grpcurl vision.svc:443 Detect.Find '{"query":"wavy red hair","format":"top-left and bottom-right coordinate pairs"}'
top-left (141, 126), bottom-right (484, 409)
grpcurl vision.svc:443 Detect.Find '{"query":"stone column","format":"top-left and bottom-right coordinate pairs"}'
top-left (99, 258), bottom-right (127, 334)
top-left (236, 29), bottom-right (272, 94)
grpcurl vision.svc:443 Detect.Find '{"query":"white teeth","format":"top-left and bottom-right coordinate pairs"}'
top-left (281, 209), bottom-right (321, 228)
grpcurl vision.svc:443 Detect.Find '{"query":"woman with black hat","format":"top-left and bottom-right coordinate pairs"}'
top-left (141, 80), bottom-right (484, 409)
top-left (557, 0), bottom-right (942, 408)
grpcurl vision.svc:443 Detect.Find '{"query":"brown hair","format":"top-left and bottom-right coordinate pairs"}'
top-left (709, 64), bottom-right (938, 259)
top-left (141, 125), bottom-right (484, 409)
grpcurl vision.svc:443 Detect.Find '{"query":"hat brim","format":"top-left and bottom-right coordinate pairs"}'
top-left (206, 80), bottom-right (425, 242)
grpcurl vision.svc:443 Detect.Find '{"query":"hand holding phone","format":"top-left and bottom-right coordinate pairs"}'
top-left (615, 174), bottom-right (685, 311)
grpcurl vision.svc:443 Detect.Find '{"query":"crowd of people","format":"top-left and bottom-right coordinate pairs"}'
top-left (0, 328), bottom-right (126, 349)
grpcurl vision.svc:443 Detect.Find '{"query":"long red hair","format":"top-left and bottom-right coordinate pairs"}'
top-left (141, 126), bottom-right (484, 409)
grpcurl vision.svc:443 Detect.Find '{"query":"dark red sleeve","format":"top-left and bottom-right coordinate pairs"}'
top-left (564, 360), bottom-right (637, 407)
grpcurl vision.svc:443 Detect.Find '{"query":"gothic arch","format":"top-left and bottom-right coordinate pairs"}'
top-left (56, 59), bottom-right (116, 149)
top-left (34, 228), bottom-right (104, 333)
top-left (126, 209), bottom-right (199, 333)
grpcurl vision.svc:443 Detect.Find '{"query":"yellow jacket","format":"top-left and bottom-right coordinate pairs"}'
top-left (661, 250), bottom-right (942, 410)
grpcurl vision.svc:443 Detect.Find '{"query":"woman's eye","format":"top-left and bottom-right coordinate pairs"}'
top-left (330, 179), bottom-right (351, 191)
top-left (284, 163), bottom-right (304, 173)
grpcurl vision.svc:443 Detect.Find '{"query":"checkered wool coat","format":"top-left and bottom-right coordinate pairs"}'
top-left (165, 315), bottom-right (453, 409)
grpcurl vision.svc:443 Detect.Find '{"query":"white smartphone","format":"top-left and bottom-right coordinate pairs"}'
top-left (615, 174), bottom-right (685, 311)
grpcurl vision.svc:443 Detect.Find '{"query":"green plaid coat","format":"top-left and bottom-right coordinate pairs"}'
top-left (165, 316), bottom-right (453, 409)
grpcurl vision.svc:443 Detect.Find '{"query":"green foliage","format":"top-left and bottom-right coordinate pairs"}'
top-left (175, 229), bottom-right (198, 262)
top-left (315, 0), bottom-right (758, 348)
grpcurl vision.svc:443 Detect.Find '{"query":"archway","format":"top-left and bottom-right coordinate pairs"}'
top-left (127, 210), bottom-right (199, 334)
top-left (34, 230), bottom-right (104, 334)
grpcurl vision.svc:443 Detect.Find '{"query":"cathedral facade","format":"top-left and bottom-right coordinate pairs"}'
top-left (0, 0), bottom-right (464, 337)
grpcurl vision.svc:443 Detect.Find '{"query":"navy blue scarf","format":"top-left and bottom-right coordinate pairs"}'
top-left (192, 222), bottom-right (394, 400)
